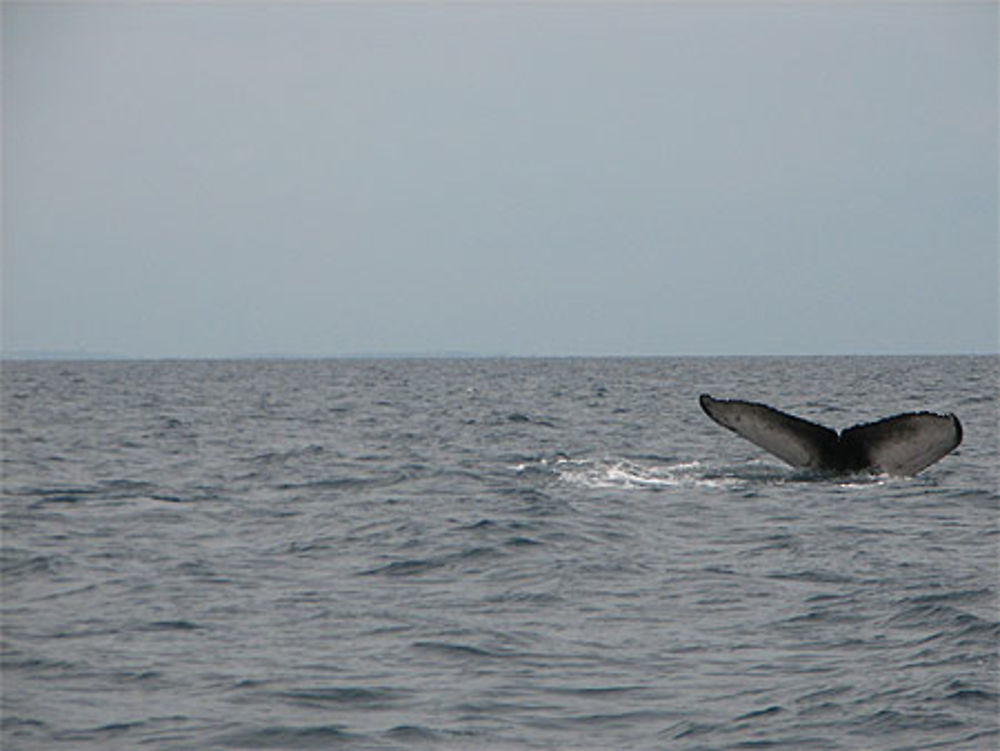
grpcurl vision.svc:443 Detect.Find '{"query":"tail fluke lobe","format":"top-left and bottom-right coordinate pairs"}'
top-left (699, 394), bottom-right (842, 470)
top-left (840, 412), bottom-right (962, 476)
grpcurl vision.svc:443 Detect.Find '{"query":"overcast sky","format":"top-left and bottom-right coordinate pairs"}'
top-left (3, 1), bottom-right (997, 358)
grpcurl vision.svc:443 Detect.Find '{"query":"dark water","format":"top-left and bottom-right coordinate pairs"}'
top-left (2, 357), bottom-right (997, 751)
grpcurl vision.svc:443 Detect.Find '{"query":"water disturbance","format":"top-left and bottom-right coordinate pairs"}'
top-left (2, 357), bottom-right (997, 750)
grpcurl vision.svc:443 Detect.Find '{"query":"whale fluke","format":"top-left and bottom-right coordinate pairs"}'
top-left (699, 394), bottom-right (962, 476)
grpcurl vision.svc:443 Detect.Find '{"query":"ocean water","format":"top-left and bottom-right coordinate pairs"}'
top-left (1, 356), bottom-right (997, 751)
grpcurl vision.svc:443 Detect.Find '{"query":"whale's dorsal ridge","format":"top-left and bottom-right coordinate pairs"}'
top-left (699, 394), bottom-right (961, 476)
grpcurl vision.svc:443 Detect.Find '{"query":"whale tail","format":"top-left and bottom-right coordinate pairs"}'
top-left (699, 394), bottom-right (962, 476)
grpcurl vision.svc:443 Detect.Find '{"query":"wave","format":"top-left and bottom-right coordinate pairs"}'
top-left (277, 686), bottom-right (406, 709)
top-left (411, 640), bottom-right (515, 661)
top-left (212, 724), bottom-right (360, 749)
top-left (359, 545), bottom-right (504, 578)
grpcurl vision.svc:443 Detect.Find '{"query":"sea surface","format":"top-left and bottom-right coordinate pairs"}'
top-left (2, 356), bottom-right (997, 751)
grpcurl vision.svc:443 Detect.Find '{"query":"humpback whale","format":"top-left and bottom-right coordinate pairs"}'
top-left (699, 394), bottom-right (962, 476)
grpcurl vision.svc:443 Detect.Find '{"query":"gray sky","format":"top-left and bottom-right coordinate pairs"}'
top-left (3, 1), bottom-right (997, 358)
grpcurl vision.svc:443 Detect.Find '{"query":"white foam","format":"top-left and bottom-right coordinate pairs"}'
top-left (545, 457), bottom-right (747, 491)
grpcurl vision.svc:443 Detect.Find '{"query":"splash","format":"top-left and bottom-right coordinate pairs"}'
top-left (514, 456), bottom-right (743, 490)
top-left (514, 456), bottom-right (890, 492)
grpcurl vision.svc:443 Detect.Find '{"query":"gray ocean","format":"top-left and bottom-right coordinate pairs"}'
top-left (2, 356), bottom-right (997, 751)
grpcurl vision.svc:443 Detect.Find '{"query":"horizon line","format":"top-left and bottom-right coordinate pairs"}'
top-left (2, 350), bottom-right (997, 362)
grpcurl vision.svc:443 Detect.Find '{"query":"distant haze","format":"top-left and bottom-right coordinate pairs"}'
top-left (3, 1), bottom-right (997, 358)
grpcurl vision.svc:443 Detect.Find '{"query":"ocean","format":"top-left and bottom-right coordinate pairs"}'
top-left (1, 356), bottom-right (997, 750)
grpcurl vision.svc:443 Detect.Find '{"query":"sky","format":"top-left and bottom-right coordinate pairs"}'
top-left (2, 1), bottom-right (997, 358)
